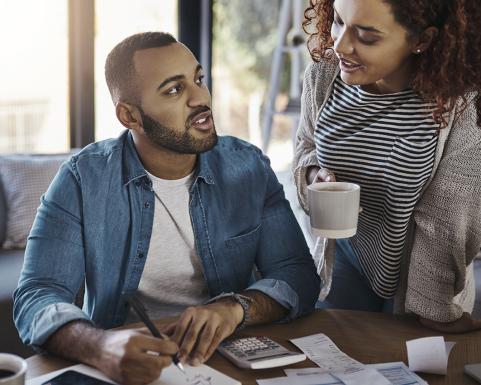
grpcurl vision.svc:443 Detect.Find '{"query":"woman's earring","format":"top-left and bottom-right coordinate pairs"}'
top-left (416, 49), bottom-right (422, 54)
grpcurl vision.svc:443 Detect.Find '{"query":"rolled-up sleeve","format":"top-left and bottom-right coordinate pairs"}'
top-left (248, 153), bottom-right (320, 320)
top-left (13, 161), bottom-right (90, 348)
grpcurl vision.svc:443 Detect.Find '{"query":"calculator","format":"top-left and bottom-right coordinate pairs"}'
top-left (217, 336), bottom-right (306, 369)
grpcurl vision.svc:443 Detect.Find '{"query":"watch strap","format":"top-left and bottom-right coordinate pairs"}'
top-left (206, 292), bottom-right (252, 330)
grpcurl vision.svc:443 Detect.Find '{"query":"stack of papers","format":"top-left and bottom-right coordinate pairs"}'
top-left (256, 333), bottom-right (428, 385)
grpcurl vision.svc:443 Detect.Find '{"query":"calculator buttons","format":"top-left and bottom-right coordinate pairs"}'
top-left (218, 336), bottom-right (306, 369)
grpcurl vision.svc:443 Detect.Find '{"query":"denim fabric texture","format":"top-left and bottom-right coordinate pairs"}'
top-left (13, 130), bottom-right (320, 347)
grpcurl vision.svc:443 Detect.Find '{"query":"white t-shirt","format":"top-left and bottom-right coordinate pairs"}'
top-left (126, 171), bottom-right (209, 322)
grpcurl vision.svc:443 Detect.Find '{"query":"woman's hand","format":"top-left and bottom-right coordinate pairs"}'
top-left (419, 312), bottom-right (481, 333)
top-left (306, 166), bottom-right (336, 185)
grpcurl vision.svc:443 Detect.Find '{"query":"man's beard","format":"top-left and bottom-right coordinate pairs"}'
top-left (138, 107), bottom-right (218, 154)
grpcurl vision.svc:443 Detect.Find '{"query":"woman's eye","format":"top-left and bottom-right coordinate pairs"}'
top-left (196, 75), bottom-right (205, 85)
top-left (333, 16), bottom-right (344, 26)
top-left (358, 34), bottom-right (378, 45)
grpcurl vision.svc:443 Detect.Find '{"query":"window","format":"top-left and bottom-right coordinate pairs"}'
top-left (0, 0), bottom-right (69, 153)
top-left (94, 0), bottom-right (178, 142)
top-left (212, 0), bottom-right (308, 171)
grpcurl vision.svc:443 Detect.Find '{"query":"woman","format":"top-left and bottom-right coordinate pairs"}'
top-left (294, 0), bottom-right (481, 332)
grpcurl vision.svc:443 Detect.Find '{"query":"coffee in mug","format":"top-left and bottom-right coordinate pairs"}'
top-left (307, 182), bottom-right (360, 238)
top-left (0, 354), bottom-right (27, 385)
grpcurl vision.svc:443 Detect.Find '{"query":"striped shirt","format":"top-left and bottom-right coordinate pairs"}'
top-left (314, 76), bottom-right (439, 298)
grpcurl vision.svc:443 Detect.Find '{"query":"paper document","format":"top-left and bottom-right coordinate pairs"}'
top-left (27, 363), bottom-right (241, 385)
top-left (257, 373), bottom-right (342, 385)
top-left (283, 363), bottom-right (427, 385)
top-left (406, 336), bottom-right (455, 375)
top-left (290, 333), bottom-right (390, 385)
top-left (367, 362), bottom-right (428, 385)
top-left (290, 333), bottom-right (363, 373)
top-left (332, 367), bottom-right (390, 385)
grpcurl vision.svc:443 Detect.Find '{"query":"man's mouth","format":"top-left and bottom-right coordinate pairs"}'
top-left (189, 110), bottom-right (213, 131)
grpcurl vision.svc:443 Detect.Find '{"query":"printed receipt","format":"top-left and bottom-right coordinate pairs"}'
top-left (290, 333), bottom-right (363, 372)
top-left (290, 333), bottom-right (391, 385)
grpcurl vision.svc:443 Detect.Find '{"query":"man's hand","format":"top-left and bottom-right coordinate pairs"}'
top-left (96, 329), bottom-right (178, 385)
top-left (419, 312), bottom-right (481, 333)
top-left (162, 291), bottom-right (289, 366)
top-left (164, 299), bottom-right (243, 366)
top-left (44, 321), bottom-right (178, 385)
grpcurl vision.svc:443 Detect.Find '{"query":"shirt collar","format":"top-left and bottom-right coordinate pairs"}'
top-left (121, 130), bottom-right (216, 187)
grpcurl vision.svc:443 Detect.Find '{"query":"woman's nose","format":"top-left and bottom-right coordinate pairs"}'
top-left (333, 29), bottom-right (354, 55)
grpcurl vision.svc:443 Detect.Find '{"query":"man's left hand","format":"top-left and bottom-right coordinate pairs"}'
top-left (162, 299), bottom-right (243, 366)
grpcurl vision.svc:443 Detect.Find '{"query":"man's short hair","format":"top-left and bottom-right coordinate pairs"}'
top-left (105, 32), bottom-right (177, 105)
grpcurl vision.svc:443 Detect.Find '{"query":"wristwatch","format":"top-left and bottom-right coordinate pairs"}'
top-left (207, 292), bottom-right (252, 330)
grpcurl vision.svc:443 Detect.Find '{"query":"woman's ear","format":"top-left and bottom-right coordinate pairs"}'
top-left (412, 26), bottom-right (438, 54)
top-left (116, 102), bottom-right (142, 131)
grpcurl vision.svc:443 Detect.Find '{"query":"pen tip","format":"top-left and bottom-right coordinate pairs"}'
top-left (178, 362), bottom-right (186, 374)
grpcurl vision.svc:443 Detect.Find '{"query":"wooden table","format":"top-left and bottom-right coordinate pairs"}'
top-left (26, 309), bottom-right (481, 384)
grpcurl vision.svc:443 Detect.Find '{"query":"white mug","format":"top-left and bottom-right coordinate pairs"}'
top-left (0, 354), bottom-right (27, 385)
top-left (307, 182), bottom-right (360, 238)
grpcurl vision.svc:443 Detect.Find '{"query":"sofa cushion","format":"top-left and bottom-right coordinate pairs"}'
top-left (0, 154), bottom-right (69, 249)
top-left (0, 248), bottom-right (25, 299)
top-left (0, 178), bottom-right (6, 246)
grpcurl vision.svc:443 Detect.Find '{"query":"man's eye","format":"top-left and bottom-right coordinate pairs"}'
top-left (166, 85), bottom-right (182, 95)
top-left (196, 75), bottom-right (205, 85)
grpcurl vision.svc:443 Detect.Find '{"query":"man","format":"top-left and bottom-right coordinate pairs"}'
top-left (14, 32), bottom-right (319, 385)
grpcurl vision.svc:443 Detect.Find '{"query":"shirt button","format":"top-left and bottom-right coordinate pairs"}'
top-left (137, 252), bottom-right (144, 259)
top-left (144, 202), bottom-right (150, 208)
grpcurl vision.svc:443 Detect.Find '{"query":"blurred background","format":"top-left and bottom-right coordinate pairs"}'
top-left (0, 0), bottom-right (310, 173)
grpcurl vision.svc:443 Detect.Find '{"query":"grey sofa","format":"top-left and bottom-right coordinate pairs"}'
top-left (0, 186), bottom-right (33, 357)
top-left (0, 153), bottom-right (70, 357)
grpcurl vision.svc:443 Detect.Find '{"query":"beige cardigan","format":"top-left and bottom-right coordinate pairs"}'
top-left (293, 58), bottom-right (481, 322)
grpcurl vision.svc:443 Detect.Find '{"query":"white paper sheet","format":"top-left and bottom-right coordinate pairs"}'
top-left (290, 333), bottom-right (363, 373)
top-left (285, 362), bottom-right (428, 385)
top-left (406, 336), bottom-right (455, 375)
top-left (289, 333), bottom-right (390, 385)
top-left (331, 367), bottom-right (391, 385)
top-left (367, 362), bottom-right (428, 385)
top-left (257, 373), bottom-right (342, 385)
top-left (27, 363), bottom-right (241, 385)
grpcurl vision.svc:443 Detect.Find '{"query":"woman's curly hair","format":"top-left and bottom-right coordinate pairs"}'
top-left (303, 0), bottom-right (481, 127)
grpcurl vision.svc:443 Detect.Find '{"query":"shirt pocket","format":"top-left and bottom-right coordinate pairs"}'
top-left (385, 135), bottom-right (437, 191)
top-left (225, 223), bottom-right (262, 249)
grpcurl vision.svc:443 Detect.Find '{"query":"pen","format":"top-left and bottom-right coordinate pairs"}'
top-left (127, 296), bottom-right (186, 374)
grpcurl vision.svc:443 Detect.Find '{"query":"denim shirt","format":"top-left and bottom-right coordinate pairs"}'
top-left (14, 130), bottom-right (319, 348)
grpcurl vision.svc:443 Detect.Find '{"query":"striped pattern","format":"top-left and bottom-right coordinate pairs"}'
top-left (314, 76), bottom-right (439, 298)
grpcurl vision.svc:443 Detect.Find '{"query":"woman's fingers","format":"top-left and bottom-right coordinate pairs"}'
top-left (314, 168), bottom-right (336, 183)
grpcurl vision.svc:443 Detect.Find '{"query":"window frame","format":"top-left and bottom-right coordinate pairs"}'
top-left (68, 0), bottom-right (213, 148)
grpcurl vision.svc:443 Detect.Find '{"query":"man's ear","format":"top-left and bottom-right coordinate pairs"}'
top-left (412, 26), bottom-right (438, 54)
top-left (116, 102), bottom-right (142, 131)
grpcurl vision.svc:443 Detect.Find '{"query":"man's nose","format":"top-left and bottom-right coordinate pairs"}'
top-left (187, 84), bottom-right (211, 108)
